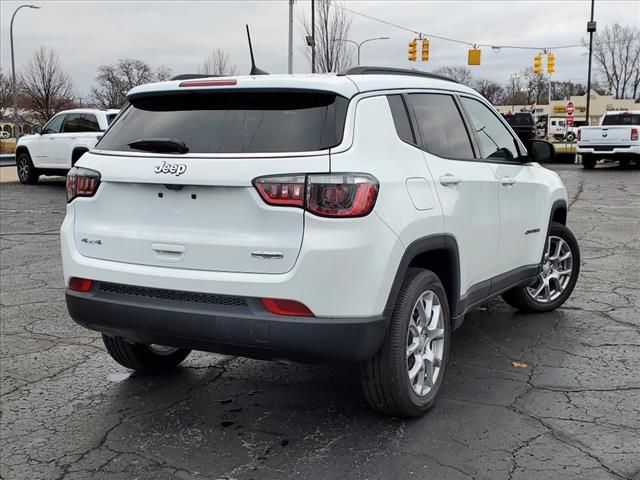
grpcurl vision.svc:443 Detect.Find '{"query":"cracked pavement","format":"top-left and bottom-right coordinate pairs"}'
top-left (1, 164), bottom-right (638, 480)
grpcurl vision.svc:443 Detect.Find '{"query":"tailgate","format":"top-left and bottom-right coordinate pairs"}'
top-left (579, 126), bottom-right (632, 145)
top-left (73, 153), bottom-right (329, 274)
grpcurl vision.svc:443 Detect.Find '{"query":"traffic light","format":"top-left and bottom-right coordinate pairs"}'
top-left (421, 39), bottom-right (430, 61)
top-left (468, 48), bottom-right (481, 66)
top-left (533, 53), bottom-right (542, 73)
top-left (547, 52), bottom-right (555, 74)
top-left (408, 39), bottom-right (417, 61)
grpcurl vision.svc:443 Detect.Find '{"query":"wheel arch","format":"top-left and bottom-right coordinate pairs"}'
top-left (15, 145), bottom-right (30, 158)
top-left (71, 147), bottom-right (90, 165)
top-left (385, 234), bottom-right (460, 324)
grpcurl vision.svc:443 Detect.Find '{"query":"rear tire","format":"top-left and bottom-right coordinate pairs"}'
top-left (16, 151), bottom-right (39, 184)
top-left (582, 155), bottom-right (596, 169)
top-left (361, 269), bottom-right (451, 417)
top-left (502, 223), bottom-right (580, 313)
top-left (102, 334), bottom-right (191, 373)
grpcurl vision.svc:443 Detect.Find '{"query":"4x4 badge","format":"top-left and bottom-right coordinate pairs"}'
top-left (154, 161), bottom-right (187, 176)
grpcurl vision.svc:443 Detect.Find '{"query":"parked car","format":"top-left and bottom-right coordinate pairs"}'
top-left (15, 108), bottom-right (119, 184)
top-left (548, 117), bottom-right (586, 142)
top-left (577, 111), bottom-right (640, 169)
top-left (502, 112), bottom-right (536, 147)
top-left (62, 68), bottom-right (580, 417)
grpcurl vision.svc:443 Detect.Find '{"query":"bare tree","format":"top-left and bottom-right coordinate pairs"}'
top-left (433, 66), bottom-right (472, 85)
top-left (301, 0), bottom-right (354, 73)
top-left (522, 68), bottom-right (548, 105)
top-left (473, 78), bottom-right (505, 105)
top-left (91, 59), bottom-right (172, 108)
top-left (587, 23), bottom-right (640, 99)
top-left (18, 47), bottom-right (75, 123)
top-left (0, 69), bottom-right (11, 123)
top-left (199, 48), bottom-right (237, 76)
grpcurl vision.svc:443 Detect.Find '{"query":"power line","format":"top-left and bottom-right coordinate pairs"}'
top-left (334, 3), bottom-right (639, 52)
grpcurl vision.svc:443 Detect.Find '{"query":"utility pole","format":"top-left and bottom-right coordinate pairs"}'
top-left (585, 0), bottom-right (596, 126)
top-left (10, 4), bottom-right (41, 139)
top-left (311, 0), bottom-right (316, 73)
top-left (288, 0), bottom-right (294, 74)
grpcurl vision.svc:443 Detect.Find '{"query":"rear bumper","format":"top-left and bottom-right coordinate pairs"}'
top-left (66, 283), bottom-right (389, 363)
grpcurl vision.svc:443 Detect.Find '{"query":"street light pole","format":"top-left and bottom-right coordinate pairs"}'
top-left (288, 0), bottom-right (294, 74)
top-left (10, 4), bottom-right (41, 139)
top-left (333, 36), bottom-right (390, 66)
top-left (585, 0), bottom-right (596, 126)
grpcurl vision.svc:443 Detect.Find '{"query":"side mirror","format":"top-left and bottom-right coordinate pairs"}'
top-left (34, 125), bottom-right (43, 134)
top-left (528, 140), bottom-right (555, 163)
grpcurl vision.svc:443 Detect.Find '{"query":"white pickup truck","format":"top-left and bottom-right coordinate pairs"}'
top-left (15, 108), bottom-right (119, 184)
top-left (577, 111), bottom-right (640, 169)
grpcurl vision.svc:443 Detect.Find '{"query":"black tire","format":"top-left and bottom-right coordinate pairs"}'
top-left (361, 269), bottom-right (451, 418)
top-left (102, 334), bottom-right (191, 373)
top-left (16, 151), bottom-right (39, 185)
top-left (502, 222), bottom-right (580, 313)
top-left (582, 155), bottom-right (596, 170)
top-left (565, 132), bottom-right (576, 142)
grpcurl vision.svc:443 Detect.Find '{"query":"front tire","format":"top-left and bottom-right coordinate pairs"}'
top-left (16, 151), bottom-right (39, 184)
top-left (361, 269), bottom-right (451, 417)
top-left (502, 222), bottom-right (580, 313)
top-left (102, 335), bottom-right (191, 373)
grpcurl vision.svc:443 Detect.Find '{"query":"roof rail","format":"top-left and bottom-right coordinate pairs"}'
top-left (337, 66), bottom-right (458, 84)
top-left (170, 74), bottom-right (220, 81)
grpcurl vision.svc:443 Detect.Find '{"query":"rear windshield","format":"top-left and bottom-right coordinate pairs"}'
top-left (601, 114), bottom-right (640, 126)
top-left (503, 113), bottom-right (534, 126)
top-left (97, 91), bottom-right (349, 154)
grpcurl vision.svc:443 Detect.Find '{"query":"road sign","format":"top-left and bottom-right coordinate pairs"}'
top-left (566, 117), bottom-right (574, 127)
top-left (566, 102), bottom-right (574, 116)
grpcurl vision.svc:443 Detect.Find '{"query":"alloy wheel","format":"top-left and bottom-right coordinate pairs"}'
top-left (406, 290), bottom-right (445, 397)
top-left (17, 157), bottom-right (30, 182)
top-left (527, 235), bottom-right (573, 303)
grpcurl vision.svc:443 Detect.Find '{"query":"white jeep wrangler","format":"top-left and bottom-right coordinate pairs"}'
top-left (61, 68), bottom-right (579, 417)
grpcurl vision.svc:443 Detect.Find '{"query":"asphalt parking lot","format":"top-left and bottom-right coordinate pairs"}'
top-left (1, 163), bottom-right (638, 480)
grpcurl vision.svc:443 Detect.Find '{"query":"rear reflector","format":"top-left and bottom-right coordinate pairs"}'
top-left (261, 298), bottom-right (314, 317)
top-left (69, 277), bottom-right (93, 292)
top-left (179, 79), bottom-right (237, 87)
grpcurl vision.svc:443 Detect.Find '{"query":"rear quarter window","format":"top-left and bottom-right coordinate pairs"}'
top-left (97, 91), bottom-right (349, 154)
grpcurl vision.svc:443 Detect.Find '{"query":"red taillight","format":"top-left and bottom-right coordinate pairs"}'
top-left (577, 129), bottom-right (581, 141)
top-left (632, 128), bottom-right (638, 141)
top-left (253, 175), bottom-right (306, 207)
top-left (66, 167), bottom-right (101, 202)
top-left (253, 173), bottom-right (379, 218)
top-left (179, 79), bottom-right (237, 87)
top-left (261, 298), bottom-right (314, 317)
top-left (68, 277), bottom-right (93, 292)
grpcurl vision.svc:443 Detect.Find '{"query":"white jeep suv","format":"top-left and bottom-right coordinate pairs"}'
top-left (16, 108), bottom-right (119, 184)
top-left (61, 68), bottom-right (580, 417)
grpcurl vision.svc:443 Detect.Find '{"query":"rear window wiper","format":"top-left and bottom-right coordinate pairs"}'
top-left (128, 138), bottom-right (189, 154)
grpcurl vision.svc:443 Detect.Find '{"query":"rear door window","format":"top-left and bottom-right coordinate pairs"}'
top-left (407, 93), bottom-right (474, 159)
top-left (98, 91), bottom-right (349, 154)
top-left (62, 114), bottom-right (84, 133)
top-left (602, 114), bottom-right (640, 126)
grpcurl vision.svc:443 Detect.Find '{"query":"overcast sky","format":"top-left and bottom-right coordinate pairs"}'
top-left (1, 0), bottom-right (638, 98)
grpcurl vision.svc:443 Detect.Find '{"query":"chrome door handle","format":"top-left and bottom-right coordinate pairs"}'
top-left (439, 175), bottom-right (462, 186)
top-left (501, 176), bottom-right (516, 186)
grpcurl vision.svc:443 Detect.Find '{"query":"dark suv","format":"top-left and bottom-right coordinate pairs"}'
top-left (502, 112), bottom-right (537, 148)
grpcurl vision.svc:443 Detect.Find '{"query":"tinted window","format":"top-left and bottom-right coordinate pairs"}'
top-left (602, 114), bottom-right (640, 126)
top-left (503, 113), bottom-right (534, 126)
top-left (387, 95), bottom-right (415, 144)
top-left (43, 114), bottom-right (65, 134)
top-left (408, 93), bottom-right (474, 159)
top-left (460, 97), bottom-right (520, 161)
top-left (62, 114), bottom-right (84, 133)
top-left (106, 113), bottom-right (117, 125)
top-left (98, 92), bottom-right (349, 153)
top-left (81, 114), bottom-right (101, 132)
